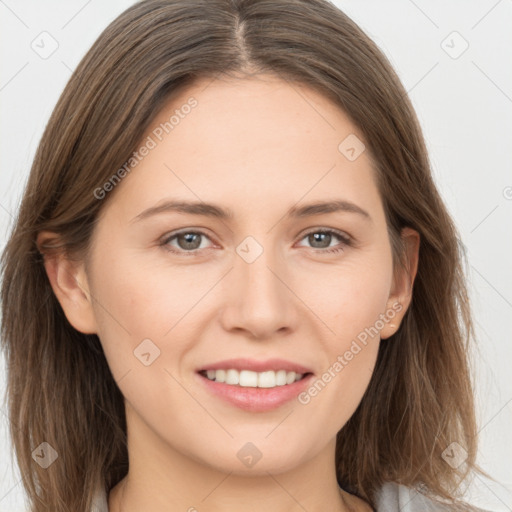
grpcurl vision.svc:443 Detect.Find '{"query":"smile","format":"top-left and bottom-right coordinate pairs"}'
top-left (196, 370), bottom-right (314, 412)
top-left (199, 368), bottom-right (308, 388)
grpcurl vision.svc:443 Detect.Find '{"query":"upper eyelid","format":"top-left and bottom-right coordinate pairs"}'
top-left (300, 227), bottom-right (351, 240)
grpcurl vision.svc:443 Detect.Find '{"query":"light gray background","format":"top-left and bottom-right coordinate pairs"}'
top-left (0, 1), bottom-right (511, 510)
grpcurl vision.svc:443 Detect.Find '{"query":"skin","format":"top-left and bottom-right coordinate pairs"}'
top-left (38, 74), bottom-right (419, 512)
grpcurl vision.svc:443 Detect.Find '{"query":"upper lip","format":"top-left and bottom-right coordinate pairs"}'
top-left (198, 358), bottom-right (313, 375)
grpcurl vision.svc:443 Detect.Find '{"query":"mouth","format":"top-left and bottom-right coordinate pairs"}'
top-left (195, 359), bottom-right (315, 412)
top-left (198, 368), bottom-right (313, 388)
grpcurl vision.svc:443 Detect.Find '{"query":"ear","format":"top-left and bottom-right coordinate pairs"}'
top-left (36, 231), bottom-right (98, 335)
top-left (380, 227), bottom-right (420, 340)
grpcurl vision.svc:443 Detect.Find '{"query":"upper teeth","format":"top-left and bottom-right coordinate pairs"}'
top-left (204, 369), bottom-right (304, 388)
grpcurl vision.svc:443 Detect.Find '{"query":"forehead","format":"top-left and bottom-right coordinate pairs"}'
top-left (100, 73), bottom-right (381, 227)
top-left (163, 73), bottom-right (361, 147)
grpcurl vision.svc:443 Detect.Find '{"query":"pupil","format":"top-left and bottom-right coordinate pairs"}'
top-left (179, 233), bottom-right (201, 250)
top-left (310, 232), bottom-right (330, 248)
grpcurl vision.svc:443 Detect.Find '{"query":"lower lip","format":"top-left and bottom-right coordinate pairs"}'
top-left (196, 372), bottom-right (315, 412)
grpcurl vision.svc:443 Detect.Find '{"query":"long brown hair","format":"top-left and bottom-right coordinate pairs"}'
top-left (1, 0), bottom-right (489, 510)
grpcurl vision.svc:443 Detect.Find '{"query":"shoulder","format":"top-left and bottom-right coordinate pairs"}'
top-left (91, 485), bottom-right (109, 512)
top-left (374, 481), bottom-right (492, 512)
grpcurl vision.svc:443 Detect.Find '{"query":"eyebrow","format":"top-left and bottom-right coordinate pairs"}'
top-left (130, 198), bottom-right (371, 223)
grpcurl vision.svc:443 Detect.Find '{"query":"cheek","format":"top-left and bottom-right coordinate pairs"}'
top-left (293, 254), bottom-right (392, 341)
top-left (88, 245), bottom-right (211, 377)
top-left (294, 255), bottom-right (391, 423)
top-left (329, 260), bottom-right (391, 378)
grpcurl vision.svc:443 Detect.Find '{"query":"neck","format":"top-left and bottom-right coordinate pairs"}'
top-left (107, 403), bottom-right (369, 512)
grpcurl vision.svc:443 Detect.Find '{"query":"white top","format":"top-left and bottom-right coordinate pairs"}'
top-left (90, 481), bottom-right (490, 511)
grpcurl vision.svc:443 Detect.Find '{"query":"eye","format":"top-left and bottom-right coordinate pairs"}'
top-left (296, 228), bottom-right (351, 254)
top-left (160, 230), bottom-right (214, 255)
top-left (160, 227), bottom-right (352, 256)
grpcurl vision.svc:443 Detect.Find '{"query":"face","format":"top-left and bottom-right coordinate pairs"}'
top-left (43, 74), bottom-right (417, 477)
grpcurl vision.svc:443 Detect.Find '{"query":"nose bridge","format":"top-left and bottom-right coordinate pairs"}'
top-left (236, 233), bottom-right (285, 305)
top-left (222, 233), bottom-right (294, 336)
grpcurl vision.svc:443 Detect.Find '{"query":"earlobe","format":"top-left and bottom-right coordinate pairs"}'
top-left (37, 232), bottom-right (98, 335)
top-left (380, 312), bottom-right (402, 340)
top-left (381, 227), bottom-right (420, 340)
top-left (381, 322), bottom-right (398, 340)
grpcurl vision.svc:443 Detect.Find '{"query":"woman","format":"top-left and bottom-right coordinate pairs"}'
top-left (0, 0), bottom-right (492, 511)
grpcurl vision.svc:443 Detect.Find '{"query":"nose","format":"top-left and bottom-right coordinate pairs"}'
top-left (219, 240), bottom-right (297, 340)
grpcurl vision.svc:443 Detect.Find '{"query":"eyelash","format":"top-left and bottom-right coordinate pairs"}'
top-left (160, 228), bottom-right (352, 256)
